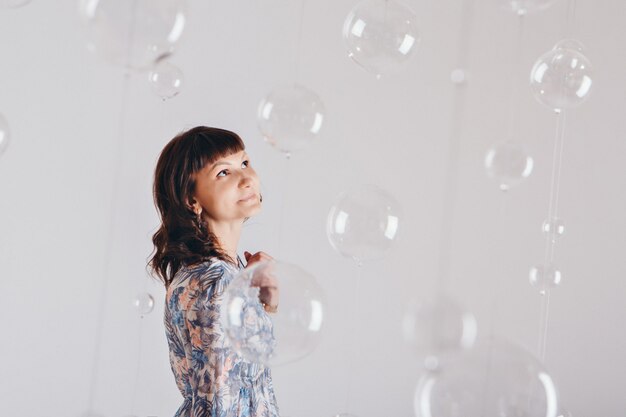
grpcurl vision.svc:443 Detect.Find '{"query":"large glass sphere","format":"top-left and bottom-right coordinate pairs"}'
top-left (530, 39), bottom-right (594, 112)
top-left (78, 0), bottom-right (187, 69)
top-left (221, 260), bottom-right (326, 366)
top-left (498, 0), bottom-right (560, 15)
top-left (402, 296), bottom-right (477, 370)
top-left (327, 184), bottom-right (401, 264)
top-left (133, 292), bottom-right (155, 316)
top-left (257, 84), bottom-right (325, 157)
top-left (414, 339), bottom-right (559, 417)
top-left (0, 114), bottom-right (10, 157)
top-left (485, 142), bottom-right (534, 191)
top-left (342, 0), bottom-right (420, 78)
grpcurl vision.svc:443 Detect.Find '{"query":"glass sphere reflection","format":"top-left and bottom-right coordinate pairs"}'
top-left (342, 0), bottom-right (420, 77)
top-left (257, 84), bottom-right (325, 157)
top-left (79, 0), bottom-right (187, 69)
top-left (221, 260), bottom-right (326, 366)
top-left (402, 296), bottom-right (477, 369)
top-left (414, 339), bottom-right (559, 417)
top-left (499, 0), bottom-right (559, 16)
top-left (148, 58), bottom-right (183, 100)
top-left (530, 39), bottom-right (594, 112)
top-left (133, 292), bottom-right (155, 316)
top-left (529, 264), bottom-right (562, 295)
top-left (0, 114), bottom-right (10, 157)
top-left (485, 142), bottom-right (534, 191)
top-left (327, 184), bottom-right (401, 264)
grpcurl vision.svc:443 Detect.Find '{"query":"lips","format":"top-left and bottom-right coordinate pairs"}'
top-left (239, 193), bottom-right (256, 202)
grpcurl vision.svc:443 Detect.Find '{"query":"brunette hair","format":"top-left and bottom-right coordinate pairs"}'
top-left (148, 126), bottom-right (245, 287)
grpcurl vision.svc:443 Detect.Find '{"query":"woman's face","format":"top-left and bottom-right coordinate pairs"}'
top-left (190, 150), bottom-right (261, 224)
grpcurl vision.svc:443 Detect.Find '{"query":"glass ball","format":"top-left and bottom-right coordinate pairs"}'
top-left (257, 83), bottom-right (325, 157)
top-left (499, 0), bottom-right (559, 16)
top-left (542, 217), bottom-right (565, 242)
top-left (342, 0), bottom-right (420, 78)
top-left (148, 58), bottom-right (183, 100)
top-left (327, 184), bottom-right (401, 264)
top-left (414, 339), bottom-right (559, 417)
top-left (529, 265), bottom-right (562, 295)
top-left (0, 114), bottom-right (10, 157)
top-left (221, 260), bottom-right (326, 366)
top-left (402, 296), bottom-right (477, 369)
top-left (485, 142), bottom-right (534, 191)
top-left (78, 0), bottom-right (187, 69)
top-left (450, 68), bottom-right (468, 85)
top-left (0, 0), bottom-right (31, 8)
top-left (133, 292), bottom-right (155, 316)
top-left (530, 39), bottom-right (594, 112)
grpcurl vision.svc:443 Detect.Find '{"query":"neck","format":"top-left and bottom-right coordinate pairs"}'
top-left (207, 219), bottom-right (243, 264)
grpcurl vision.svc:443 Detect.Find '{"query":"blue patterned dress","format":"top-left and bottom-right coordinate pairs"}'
top-left (164, 257), bottom-right (280, 417)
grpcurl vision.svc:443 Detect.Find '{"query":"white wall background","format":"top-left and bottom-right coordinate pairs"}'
top-left (0, 1), bottom-right (625, 416)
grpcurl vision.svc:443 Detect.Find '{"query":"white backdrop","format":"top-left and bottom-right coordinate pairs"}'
top-left (0, 1), bottom-right (625, 416)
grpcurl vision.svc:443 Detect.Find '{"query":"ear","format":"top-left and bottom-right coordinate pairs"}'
top-left (188, 197), bottom-right (201, 215)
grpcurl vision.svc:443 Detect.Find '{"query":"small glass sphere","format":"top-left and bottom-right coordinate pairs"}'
top-left (327, 184), bottom-right (401, 264)
top-left (133, 292), bottom-right (155, 316)
top-left (484, 142), bottom-right (534, 191)
top-left (221, 260), bottom-right (326, 366)
top-left (499, 0), bottom-right (559, 16)
top-left (414, 339), bottom-right (560, 417)
top-left (530, 39), bottom-right (594, 112)
top-left (342, 0), bottom-right (420, 77)
top-left (0, 0), bottom-right (31, 8)
top-left (78, 0), bottom-right (187, 69)
top-left (148, 59), bottom-right (183, 100)
top-left (542, 217), bottom-right (565, 241)
top-left (257, 83), bottom-right (325, 157)
top-left (450, 68), bottom-right (468, 85)
top-left (0, 114), bottom-right (10, 157)
top-left (402, 296), bottom-right (477, 368)
top-left (529, 265), bottom-right (562, 295)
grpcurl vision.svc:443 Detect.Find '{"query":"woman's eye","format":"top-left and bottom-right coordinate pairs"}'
top-left (217, 170), bottom-right (228, 177)
top-left (242, 160), bottom-right (249, 168)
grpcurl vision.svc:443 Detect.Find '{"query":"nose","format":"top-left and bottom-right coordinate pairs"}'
top-left (239, 172), bottom-right (253, 188)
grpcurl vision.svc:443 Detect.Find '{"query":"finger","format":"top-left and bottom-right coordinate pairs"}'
top-left (244, 251), bottom-right (252, 261)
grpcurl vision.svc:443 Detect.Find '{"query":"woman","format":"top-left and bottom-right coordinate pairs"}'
top-left (148, 126), bottom-right (280, 417)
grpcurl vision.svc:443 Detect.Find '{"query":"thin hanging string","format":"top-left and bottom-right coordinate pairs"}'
top-left (342, 263), bottom-right (363, 414)
top-left (292, 0), bottom-right (307, 83)
top-left (86, 0), bottom-right (138, 413)
top-left (434, 0), bottom-right (475, 296)
top-left (537, 0), bottom-right (575, 363)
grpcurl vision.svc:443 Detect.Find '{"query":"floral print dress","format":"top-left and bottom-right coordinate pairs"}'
top-left (164, 257), bottom-right (280, 417)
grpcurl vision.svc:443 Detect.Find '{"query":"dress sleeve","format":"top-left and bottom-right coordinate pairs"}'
top-left (184, 261), bottom-right (274, 413)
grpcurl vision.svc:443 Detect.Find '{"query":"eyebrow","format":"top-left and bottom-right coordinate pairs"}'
top-left (209, 153), bottom-right (248, 172)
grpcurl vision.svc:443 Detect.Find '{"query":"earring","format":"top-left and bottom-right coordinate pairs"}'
top-left (196, 211), bottom-right (203, 228)
top-left (260, 194), bottom-right (263, 203)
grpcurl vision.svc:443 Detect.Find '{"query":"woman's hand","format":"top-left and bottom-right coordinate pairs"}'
top-left (244, 251), bottom-right (280, 313)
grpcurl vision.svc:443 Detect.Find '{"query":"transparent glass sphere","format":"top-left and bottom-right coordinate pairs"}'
top-left (0, 0), bottom-right (31, 8)
top-left (498, 0), bottom-right (559, 16)
top-left (78, 0), bottom-right (187, 69)
top-left (414, 339), bottom-right (559, 417)
top-left (327, 184), bottom-right (401, 264)
top-left (530, 39), bottom-right (594, 112)
top-left (485, 142), bottom-right (534, 191)
top-left (0, 114), bottom-right (10, 156)
top-left (148, 58), bottom-right (183, 100)
top-left (542, 217), bottom-right (565, 242)
top-left (402, 295), bottom-right (477, 369)
top-left (342, 0), bottom-right (420, 78)
top-left (221, 260), bottom-right (326, 366)
top-left (133, 292), bottom-right (155, 316)
top-left (257, 83), bottom-right (325, 157)
top-left (529, 264), bottom-right (562, 295)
